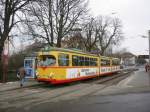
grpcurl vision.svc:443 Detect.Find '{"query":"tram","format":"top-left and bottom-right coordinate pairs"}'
top-left (36, 47), bottom-right (120, 84)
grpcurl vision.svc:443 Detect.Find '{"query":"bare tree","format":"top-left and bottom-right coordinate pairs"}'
top-left (96, 16), bottom-right (123, 55)
top-left (23, 0), bottom-right (54, 46)
top-left (61, 16), bottom-right (123, 54)
top-left (0, 0), bottom-right (32, 82)
top-left (76, 16), bottom-right (123, 55)
top-left (82, 17), bottom-right (99, 52)
top-left (62, 31), bottom-right (85, 50)
top-left (24, 0), bottom-right (88, 47)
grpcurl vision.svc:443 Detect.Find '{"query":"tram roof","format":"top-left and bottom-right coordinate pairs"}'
top-left (112, 57), bottom-right (120, 60)
top-left (40, 47), bottom-right (120, 60)
top-left (41, 47), bottom-right (98, 57)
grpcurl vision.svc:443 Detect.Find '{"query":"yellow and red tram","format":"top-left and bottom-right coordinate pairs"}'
top-left (36, 47), bottom-right (120, 84)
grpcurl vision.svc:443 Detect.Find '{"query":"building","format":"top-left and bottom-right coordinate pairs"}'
top-left (120, 52), bottom-right (136, 66)
top-left (137, 55), bottom-right (149, 62)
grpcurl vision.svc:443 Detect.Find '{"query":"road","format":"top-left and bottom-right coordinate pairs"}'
top-left (0, 68), bottom-right (150, 112)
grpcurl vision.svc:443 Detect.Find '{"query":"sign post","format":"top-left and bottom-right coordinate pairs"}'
top-left (24, 57), bottom-right (36, 78)
top-left (2, 38), bottom-right (9, 82)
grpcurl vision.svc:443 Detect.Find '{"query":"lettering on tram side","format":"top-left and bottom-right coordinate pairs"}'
top-left (81, 69), bottom-right (96, 76)
top-left (66, 68), bottom-right (79, 79)
top-left (112, 66), bottom-right (119, 72)
top-left (101, 68), bottom-right (106, 73)
top-left (101, 67), bottom-right (111, 73)
top-left (85, 72), bottom-right (95, 76)
top-left (80, 68), bottom-right (97, 76)
top-left (81, 69), bottom-right (89, 72)
top-left (112, 67), bottom-right (115, 71)
top-left (66, 68), bottom-right (97, 79)
top-left (111, 66), bottom-right (120, 72)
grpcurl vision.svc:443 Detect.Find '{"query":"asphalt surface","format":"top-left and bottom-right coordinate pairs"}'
top-left (20, 92), bottom-right (150, 112)
top-left (1, 67), bottom-right (150, 112)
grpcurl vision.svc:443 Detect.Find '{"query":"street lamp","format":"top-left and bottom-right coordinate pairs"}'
top-left (141, 30), bottom-right (150, 64)
top-left (147, 30), bottom-right (150, 64)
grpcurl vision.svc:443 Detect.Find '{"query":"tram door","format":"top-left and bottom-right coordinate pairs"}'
top-left (24, 57), bottom-right (36, 78)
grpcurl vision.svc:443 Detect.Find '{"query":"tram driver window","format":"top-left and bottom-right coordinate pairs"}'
top-left (58, 54), bottom-right (69, 66)
top-left (38, 55), bottom-right (56, 66)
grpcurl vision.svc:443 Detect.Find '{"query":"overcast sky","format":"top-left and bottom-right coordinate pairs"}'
top-left (89, 0), bottom-right (150, 55)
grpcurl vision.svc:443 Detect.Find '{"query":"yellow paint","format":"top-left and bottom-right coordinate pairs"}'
top-left (36, 48), bottom-right (120, 81)
top-left (37, 67), bottom-right (66, 80)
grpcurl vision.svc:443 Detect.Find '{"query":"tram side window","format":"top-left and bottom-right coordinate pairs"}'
top-left (94, 58), bottom-right (98, 66)
top-left (85, 57), bottom-right (90, 66)
top-left (101, 59), bottom-right (110, 66)
top-left (79, 56), bottom-right (85, 66)
top-left (90, 58), bottom-right (97, 66)
top-left (112, 60), bottom-right (120, 65)
top-left (72, 56), bottom-right (98, 66)
top-left (72, 55), bottom-right (79, 66)
top-left (58, 54), bottom-right (69, 66)
top-left (72, 56), bottom-right (85, 66)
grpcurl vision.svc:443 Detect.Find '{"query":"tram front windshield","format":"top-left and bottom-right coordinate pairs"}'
top-left (38, 55), bottom-right (56, 66)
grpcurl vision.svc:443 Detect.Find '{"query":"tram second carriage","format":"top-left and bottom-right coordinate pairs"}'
top-left (36, 47), bottom-right (120, 84)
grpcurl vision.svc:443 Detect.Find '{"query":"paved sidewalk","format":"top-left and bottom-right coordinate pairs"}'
top-left (0, 79), bottom-right (39, 92)
top-left (93, 68), bottom-right (150, 96)
top-left (118, 68), bottom-right (150, 87)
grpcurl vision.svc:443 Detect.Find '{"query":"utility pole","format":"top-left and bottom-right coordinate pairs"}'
top-left (141, 31), bottom-right (150, 65)
top-left (2, 37), bottom-right (9, 83)
top-left (148, 30), bottom-right (150, 64)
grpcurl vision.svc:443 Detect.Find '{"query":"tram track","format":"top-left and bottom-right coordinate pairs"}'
top-left (0, 83), bottom-right (96, 109)
top-left (80, 68), bottom-right (135, 85)
top-left (22, 70), bottom-right (135, 109)
top-left (83, 71), bottom-right (133, 97)
top-left (0, 68), bottom-right (136, 97)
top-left (0, 82), bottom-right (90, 102)
top-left (0, 68), bottom-right (136, 93)
top-left (66, 70), bottom-right (134, 97)
top-left (0, 69), bottom-right (136, 102)
top-left (22, 70), bottom-right (136, 101)
top-left (0, 69), bottom-right (137, 110)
